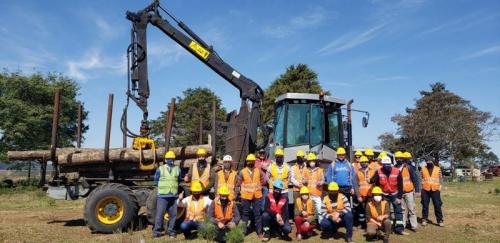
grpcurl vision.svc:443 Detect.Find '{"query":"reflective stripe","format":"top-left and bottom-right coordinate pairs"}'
top-left (292, 164), bottom-right (306, 191)
top-left (357, 169), bottom-right (375, 197)
top-left (323, 194), bottom-right (345, 214)
top-left (269, 163), bottom-right (289, 190)
top-left (422, 167), bottom-right (441, 191)
top-left (186, 196), bottom-right (206, 221)
top-left (400, 166), bottom-right (415, 192)
top-left (192, 162), bottom-right (210, 187)
top-left (240, 168), bottom-right (262, 200)
top-left (304, 168), bottom-right (323, 196)
top-left (217, 170), bottom-right (237, 200)
top-left (158, 165), bottom-right (179, 195)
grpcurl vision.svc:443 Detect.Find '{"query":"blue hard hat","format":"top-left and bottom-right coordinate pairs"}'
top-left (273, 179), bottom-right (284, 190)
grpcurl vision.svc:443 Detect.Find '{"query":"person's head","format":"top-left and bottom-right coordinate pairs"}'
top-left (258, 149), bottom-right (266, 160)
top-left (359, 155), bottom-right (369, 169)
top-left (299, 186), bottom-right (310, 200)
top-left (275, 148), bottom-right (284, 165)
top-left (246, 154), bottom-right (256, 168)
top-left (296, 150), bottom-right (305, 164)
top-left (364, 149), bottom-right (375, 161)
top-left (381, 156), bottom-right (392, 173)
top-left (426, 157), bottom-right (435, 167)
top-left (395, 151), bottom-right (404, 165)
top-left (218, 185), bottom-right (231, 205)
top-left (336, 147), bottom-right (346, 161)
top-left (327, 182), bottom-right (340, 200)
top-left (371, 186), bottom-right (383, 203)
top-left (191, 181), bottom-right (203, 199)
top-left (307, 152), bottom-right (317, 168)
top-left (164, 151), bottom-right (176, 166)
top-left (403, 152), bottom-right (412, 162)
top-left (354, 150), bottom-right (363, 162)
top-left (222, 155), bottom-right (232, 170)
top-left (272, 179), bottom-right (284, 198)
top-left (196, 148), bottom-right (208, 163)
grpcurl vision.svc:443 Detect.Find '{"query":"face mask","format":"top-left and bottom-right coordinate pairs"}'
top-left (383, 164), bottom-right (392, 173)
top-left (198, 159), bottom-right (206, 166)
top-left (223, 162), bottom-right (231, 170)
top-left (337, 156), bottom-right (345, 161)
top-left (301, 195), bottom-right (309, 200)
top-left (374, 195), bottom-right (382, 202)
top-left (297, 157), bottom-right (304, 164)
top-left (166, 159), bottom-right (174, 166)
top-left (247, 161), bottom-right (255, 168)
top-left (220, 198), bottom-right (229, 206)
top-left (309, 161), bottom-right (316, 168)
top-left (396, 160), bottom-right (403, 166)
top-left (427, 162), bottom-right (434, 168)
top-left (328, 192), bottom-right (338, 201)
top-left (360, 163), bottom-right (368, 169)
top-left (276, 157), bottom-right (284, 165)
top-left (193, 193), bottom-right (201, 200)
top-left (273, 190), bottom-right (282, 199)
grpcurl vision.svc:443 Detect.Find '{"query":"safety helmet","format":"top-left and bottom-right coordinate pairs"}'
top-left (196, 148), bottom-right (207, 156)
top-left (223, 155), bottom-right (232, 161)
top-left (364, 149), bottom-right (374, 156)
top-left (403, 152), bottom-right (412, 159)
top-left (372, 186), bottom-right (383, 195)
top-left (299, 186), bottom-right (310, 194)
top-left (377, 152), bottom-right (387, 160)
top-left (336, 147), bottom-right (346, 155)
top-left (296, 150), bottom-right (305, 157)
top-left (354, 150), bottom-right (363, 156)
top-left (218, 185), bottom-right (230, 196)
top-left (394, 151), bottom-right (404, 158)
top-left (359, 156), bottom-right (369, 163)
top-left (164, 151), bottom-right (176, 159)
top-left (273, 179), bottom-right (284, 190)
top-left (306, 152), bottom-right (317, 161)
top-left (275, 148), bottom-right (284, 156)
top-left (246, 153), bottom-right (256, 161)
top-left (328, 182), bottom-right (339, 191)
top-left (191, 181), bottom-right (203, 193)
top-left (380, 156), bottom-right (392, 165)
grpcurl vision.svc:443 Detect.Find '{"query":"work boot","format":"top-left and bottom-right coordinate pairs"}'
top-left (297, 233), bottom-right (302, 241)
top-left (346, 237), bottom-right (354, 243)
top-left (438, 221), bottom-right (445, 227)
top-left (421, 219), bottom-right (428, 226)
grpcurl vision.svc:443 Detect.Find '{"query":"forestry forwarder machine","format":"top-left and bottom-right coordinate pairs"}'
top-left (44, 0), bottom-right (369, 233)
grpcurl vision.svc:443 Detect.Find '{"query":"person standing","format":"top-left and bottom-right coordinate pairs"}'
top-left (262, 179), bottom-right (292, 241)
top-left (256, 149), bottom-right (271, 210)
top-left (215, 155), bottom-right (237, 201)
top-left (395, 151), bottom-right (420, 231)
top-left (178, 181), bottom-right (212, 238)
top-left (421, 157), bottom-right (444, 227)
top-left (267, 148), bottom-right (290, 201)
top-left (291, 150), bottom-right (307, 202)
top-left (355, 155), bottom-right (375, 229)
top-left (365, 186), bottom-right (392, 243)
top-left (184, 148), bottom-right (215, 195)
top-left (320, 182), bottom-right (354, 243)
top-left (152, 151), bottom-right (182, 238)
top-left (352, 150), bottom-right (363, 173)
top-left (294, 186), bottom-right (316, 241)
top-left (303, 153), bottom-right (324, 220)
top-left (325, 147), bottom-right (359, 207)
top-left (364, 149), bottom-right (379, 171)
top-left (208, 186), bottom-right (241, 243)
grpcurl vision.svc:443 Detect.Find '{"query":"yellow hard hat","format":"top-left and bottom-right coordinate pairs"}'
top-left (364, 149), bottom-right (374, 156)
top-left (394, 151), bottom-right (404, 158)
top-left (336, 147), bottom-right (346, 155)
top-left (164, 151), bottom-right (176, 159)
top-left (354, 150), bottom-right (363, 156)
top-left (372, 186), bottom-right (383, 195)
top-left (296, 150), bottom-right (305, 157)
top-left (196, 148), bottom-right (207, 156)
top-left (359, 156), bottom-right (369, 163)
top-left (306, 152), bottom-right (317, 161)
top-left (328, 182), bottom-right (339, 191)
top-left (275, 148), bottom-right (284, 156)
top-left (299, 186), bottom-right (310, 194)
top-left (377, 152), bottom-right (387, 160)
top-left (403, 152), bottom-right (412, 159)
top-left (246, 153), bottom-right (256, 161)
top-left (191, 181), bottom-right (203, 193)
top-left (218, 185), bottom-right (230, 196)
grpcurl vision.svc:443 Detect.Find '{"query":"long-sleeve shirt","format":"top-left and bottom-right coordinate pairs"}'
top-left (397, 164), bottom-right (421, 192)
top-left (290, 164), bottom-right (307, 188)
top-left (325, 160), bottom-right (359, 196)
top-left (207, 200), bottom-right (241, 225)
top-left (153, 165), bottom-right (182, 198)
top-left (266, 163), bottom-right (291, 192)
top-left (320, 194), bottom-right (351, 219)
top-left (185, 162), bottom-right (216, 195)
top-left (264, 195), bottom-right (289, 221)
top-left (369, 169), bottom-right (404, 199)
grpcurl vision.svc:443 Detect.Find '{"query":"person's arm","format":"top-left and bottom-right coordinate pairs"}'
top-left (266, 167), bottom-right (272, 185)
top-left (365, 203), bottom-right (373, 222)
top-left (341, 195), bottom-right (352, 215)
top-left (318, 169), bottom-right (325, 186)
top-left (397, 172), bottom-right (403, 199)
top-left (282, 198), bottom-right (290, 221)
top-left (320, 198), bottom-right (329, 219)
top-left (236, 171), bottom-right (243, 186)
top-left (325, 163), bottom-right (333, 184)
top-left (439, 168), bottom-right (443, 185)
top-left (290, 166), bottom-right (300, 187)
top-left (294, 200), bottom-right (301, 216)
top-left (409, 166), bottom-right (421, 192)
top-left (260, 169), bottom-right (267, 186)
top-left (264, 197), bottom-right (275, 216)
top-left (185, 165), bottom-right (193, 182)
top-left (153, 168), bottom-right (161, 187)
top-left (208, 201), bottom-right (218, 224)
top-left (202, 168), bottom-right (216, 194)
top-left (231, 203), bottom-right (241, 224)
top-left (369, 173), bottom-right (379, 185)
top-left (350, 165), bottom-right (360, 197)
top-left (383, 201), bottom-right (391, 219)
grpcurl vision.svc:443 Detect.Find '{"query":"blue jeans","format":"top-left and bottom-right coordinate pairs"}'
top-left (320, 212), bottom-right (353, 238)
top-left (260, 187), bottom-right (269, 211)
top-left (180, 220), bottom-right (199, 235)
top-left (385, 194), bottom-right (404, 234)
top-left (153, 197), bottom-right (177, 236)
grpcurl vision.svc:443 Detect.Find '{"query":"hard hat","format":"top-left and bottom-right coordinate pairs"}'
top-left (164, 151), bottom-right (176, 159)
top-left (380, 156), bottom-right (392, 165)
top-left (218, 185), bottom-right (230, 196)
top-left (394, 151), bottom-right (404, 158)
top-left (403, 152), bottom-right (412, 159)
top-left (364, 149), bottom-right (374, 156)
top-left (336, 147), bottom-right (346, 155)
top-left (196, 148), bottom-right (207, 156)
top-left (371, 186), bottom-right (383, 195)
top-left (246, 153), bottom-right (256, 161)
top-left (275, 148), bottom-right (284, 156)
top-left (299, 186), bottom-right (310, 194)
top-left (377, 152), bottom-right (387, 160)
top-left (354, 150), bottom-right (363, 156)
top-left (190, 181), bottom-right (203, 193)
top-left (328, 182), bottom-right (339, 191)
top-left (359, 156), bottom-right (369, 163)
top-left (296, 150), bottom-right (305, 157)
top-left (223, 155), bottom-right (232, 161)
top-left (306, 152), bottom-right (317, 161)
top-left (273, 179), bottom-right (284, 190)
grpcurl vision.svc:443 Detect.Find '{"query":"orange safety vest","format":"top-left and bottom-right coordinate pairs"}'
top-left (186, 196), bottom-right (206, 221)
top-left (357, 168), bottom-right (375, 197)
top-left (368, 200), bottom-right (387, 220)
top-left (269, 163), bottom-right (289, 190)
top-left (216, 170), bottom-right (237, 200)
top-left (214, 200), bottom-right (234, 223)
top-left (422, 166), bottom-right (441, 191)
top-left (304, 168), bottom-right (324, 197)
top-left (323, 194), bottom-right (345, 214)
top-left (291, 164), bottom-right (307, 191)
top-left (295, 198), bottom-right (314, 217)
top-left (352, 162), bottom-right (360, 174)
top-left (369, 161), bottom-right (380, 171)
top-left (192, 162), bottom-right (211, 187)
top-left (400, 165), bottom-right (415, 192)
top-left (240, 167), bottom-right (263, 200)
top-left (378, 167), bottom-right (399, 194)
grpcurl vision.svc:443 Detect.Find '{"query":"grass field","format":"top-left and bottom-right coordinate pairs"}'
top-left (0, 178), bottom-right (499, 243)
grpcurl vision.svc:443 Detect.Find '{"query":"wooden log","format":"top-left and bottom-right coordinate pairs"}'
top-left (7, 148), bottom-right (99, 161)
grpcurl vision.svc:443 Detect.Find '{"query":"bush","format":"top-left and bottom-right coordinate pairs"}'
top-left (495, 188), bottom-right (500, 194)
top-left (226, 224), bottom-right (245, 243)
top-left (197, 217), bottom-right (217, 242)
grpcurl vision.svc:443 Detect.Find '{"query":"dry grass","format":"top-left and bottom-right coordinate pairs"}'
top-left (1, 179), bottom-right (499, 243)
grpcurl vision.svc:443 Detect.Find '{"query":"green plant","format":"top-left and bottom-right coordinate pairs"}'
top-left (197, 217), bottom-right (217, 242)
top-left (226, 224), bottom-right (245, 243)
top-left (495, 188), bottom-right (500, 194)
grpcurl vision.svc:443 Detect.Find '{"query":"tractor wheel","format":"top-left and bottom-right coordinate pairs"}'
top-left (84, 183), bottom-right (139, 233)
top-left (146, 188), bottom-right (185, 225)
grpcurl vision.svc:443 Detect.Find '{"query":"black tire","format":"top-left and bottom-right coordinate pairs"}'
top-left (84, 183), bottom-right (139, 233)
top-left (146, 188), bottom-right (157, 225)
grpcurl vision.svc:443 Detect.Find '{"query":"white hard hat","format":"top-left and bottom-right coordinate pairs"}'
top-left (223, 155), bottom-right (232, 161)
top-left (381, 156), bottom-right (392, 165)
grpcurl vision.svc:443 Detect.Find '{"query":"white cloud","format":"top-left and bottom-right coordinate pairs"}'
top-left (457, 45), bottom-right (500, 61)
top-left (66, 48), bottom-right (126, 81)
top-left (262, 7), bottom-right (328, 38)
top-left (147, 41), bottom-right (186, 68)
top-left (317, 24), bottom-right (386, 55)
top-left (420, 12), bottom-right (499, 36)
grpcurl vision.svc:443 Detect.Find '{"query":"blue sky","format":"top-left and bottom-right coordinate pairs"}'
top-left (1, 0), bottom-right (499, 156)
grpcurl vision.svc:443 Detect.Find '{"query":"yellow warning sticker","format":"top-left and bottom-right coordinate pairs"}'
top-left (189, 41), bottom-right (210, 60)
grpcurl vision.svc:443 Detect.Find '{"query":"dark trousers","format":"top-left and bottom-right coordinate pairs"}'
top-left (384, 194), bottom-right (404, 234)
top-left (262, 212), bottom-right (292, 237)
top-left (241, 198), bottom-right (262, 234)
top-left (421, 190), bottom-right (443, 222)
top-left (320, 212), bottom-right (353, 238)
top-left (354, 199), bottom-right (367, 228)
top-left (153, 197), bottom-right (178, 236)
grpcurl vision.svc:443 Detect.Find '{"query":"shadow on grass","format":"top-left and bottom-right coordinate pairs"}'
top-left (47, 218), bottom-right (86, 227)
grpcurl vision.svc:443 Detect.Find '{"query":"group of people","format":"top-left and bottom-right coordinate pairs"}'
top-left (152, 147), bottom-right (444, 243)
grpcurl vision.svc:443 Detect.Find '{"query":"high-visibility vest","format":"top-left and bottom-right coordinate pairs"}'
top-left (291, 164), bottom-right (307, 191)
top-left (158, 165), bottom-right (179, 195)
top-left (186, 196), bottom-right (206, 221)
top-left (378, 167), bottom-right (399, 194)
top-left (192, 162), bottom-right (211, 187)
top-left (267, 193), bottom-right (287, 214)
top-left (323, 194), bottom-right (345, 214)
top-left (422, 166), bottom-right (441, 191)
top-left (304, 168), bottom-right (324, 196)
top-left (240, 167), bottom-right (263, 200)
top-left (357, 168), bottom-right (375, 197)
top-left (295, 198), bottom-right (314, 217)
top-left (352, 162), bottom-right (360, 174)
top-left (368, 200), bottom-right (387, 220)
top-left (400, 165), bottom-right (415, 192)
top-left (269, 163), bottom-right (289, 190)
top-left (214, 200), bottom-right (234, 223)
top-left (216, 170), bottom-right (237, 200)
top-left (369, 161), bottom-right (380, 171)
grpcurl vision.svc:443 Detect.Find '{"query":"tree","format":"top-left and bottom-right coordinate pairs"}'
top-left (391, 82), bottom-right (499, 177)
top-left (262, 64), bottom-right (327, 124)
top-left (376, 132), bottom-right (402, 152)
top-left (149, 87), bottom-right (227, 153)
top-left (0, 71), bottom-right (88, 185)
top-left (475, 150), bottom-right (499, 167)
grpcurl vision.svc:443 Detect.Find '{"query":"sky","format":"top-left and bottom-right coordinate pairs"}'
top-left (0, 0), bottom-right (499, 156)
